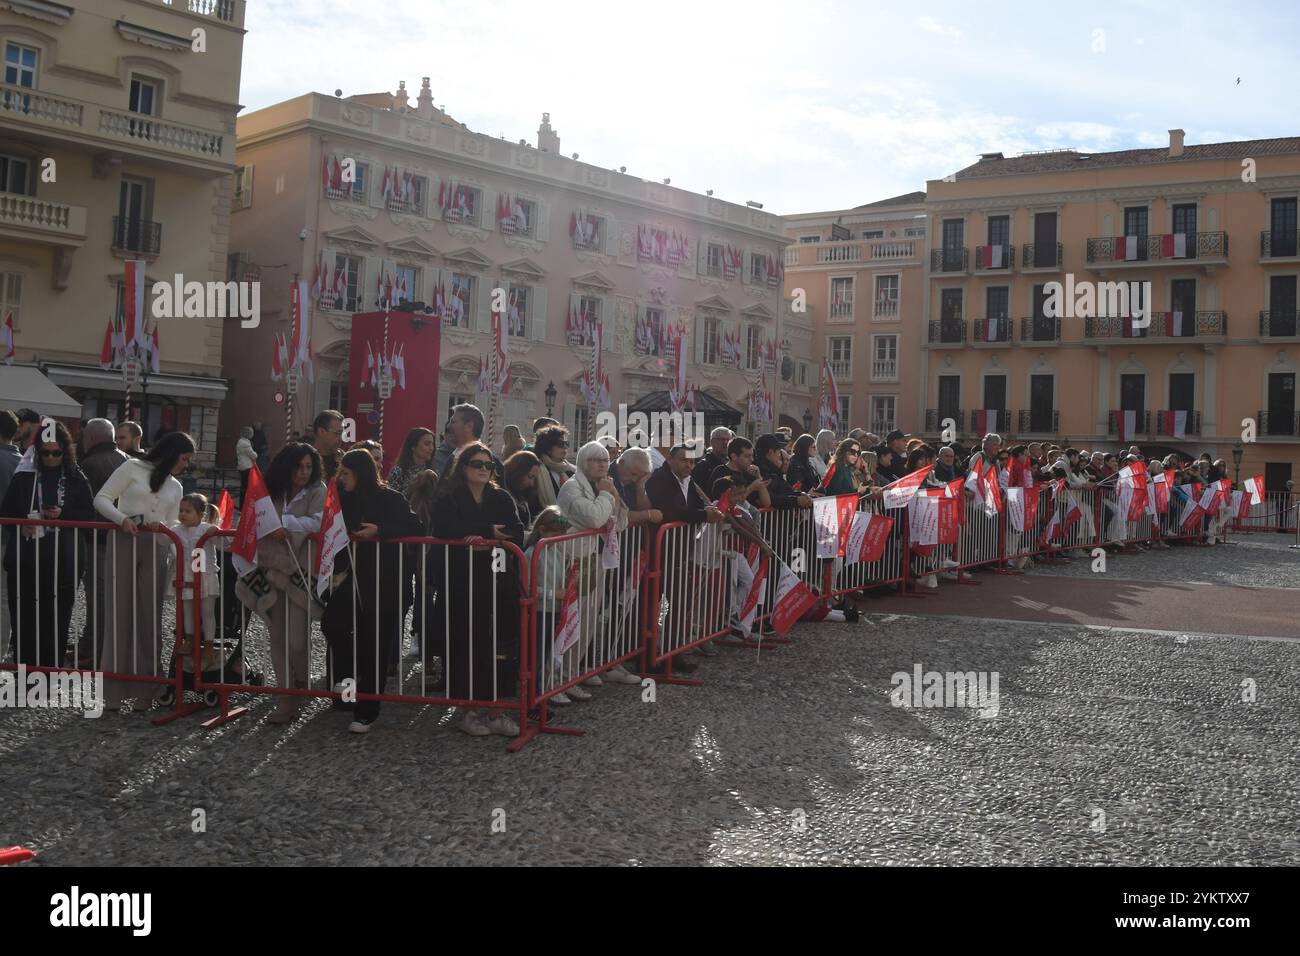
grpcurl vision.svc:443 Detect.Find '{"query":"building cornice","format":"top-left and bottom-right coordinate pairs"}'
top-left (115, 19), bottom-right (192, 52)
top-left (925, 174), bottom-right (1300, 213)
top-left (122, 0), bottom-right (247, 35)
top-left (0, 0), bottom-right (72, 24)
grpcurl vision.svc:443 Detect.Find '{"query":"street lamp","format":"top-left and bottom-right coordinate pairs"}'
top-left (802, 408), bottom-right (813, 434)
top-left (1232, 441), bottom-right (1243, 485)
top-left (544, 380), bottom-right (557, 417)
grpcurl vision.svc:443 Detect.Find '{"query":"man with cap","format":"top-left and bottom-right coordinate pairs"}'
top-left (756, 433), bottom-right (812, 510)
top-left (877, 430), bottom-right (910, 482)
top-left (691, 426), bottom-right (733, 493)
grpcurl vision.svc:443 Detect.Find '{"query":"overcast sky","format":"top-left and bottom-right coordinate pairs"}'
top-left (240, 0), bottom-right (1298, 215)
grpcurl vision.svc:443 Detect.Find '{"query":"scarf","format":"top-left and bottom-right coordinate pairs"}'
top-left (535, 457), bottom-right (574, 510)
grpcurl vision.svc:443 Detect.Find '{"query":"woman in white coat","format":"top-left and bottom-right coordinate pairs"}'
top-left (94, 432), bottom-right (194, 710)
top-left (555, 440), bottom-right (632, 689)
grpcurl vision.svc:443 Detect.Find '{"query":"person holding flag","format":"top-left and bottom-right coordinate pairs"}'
top-left (235, 444), bottom-right (326, 725)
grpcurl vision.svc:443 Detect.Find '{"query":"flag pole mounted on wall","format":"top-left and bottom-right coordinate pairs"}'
top-left (286, 275), bottom-right (298, 447)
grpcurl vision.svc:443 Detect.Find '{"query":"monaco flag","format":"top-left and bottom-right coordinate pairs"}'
top-left (736, 544), bottom-right (768, 633)
top-left (769, 559), bottom-right (818, 637)
top-left (881, 464), bottom-right (935, 510)
top-left (1006, 486), bottom-right (1037, 533)
top-left (1115, 409), bottom-right (1137, 443)
top-left (124, 260), bottom-right (147, 352)
top-left (1233, 489), bottom-right (1251, 521)
top-left (230, 466), bottom-right (283, 576)
top-left (1243, 474), bottom-right (1265, 506)
top-left (1159, 410), bottom-right (1188, 438)
top-left (552, 562), bottom-right (583, 662)
top-left (845, 511), bottom-right (894, 564)
top-left (215, 489), bottom-right (234, 530)
top-left (813, 494), bottom-right (859, 559)
top-left (1179, 484), bottom-right (1204, 530)
top-left (1150, 469), bottom-right (1173, 514)
top-left (314, 479), bottom-right (349, 595)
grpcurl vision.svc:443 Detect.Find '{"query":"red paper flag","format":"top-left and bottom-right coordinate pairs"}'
top-left (215, 489), bottom-right (234, 530)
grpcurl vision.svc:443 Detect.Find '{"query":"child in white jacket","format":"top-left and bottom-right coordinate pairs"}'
top-left (172, 493), bottom-right (224, 660)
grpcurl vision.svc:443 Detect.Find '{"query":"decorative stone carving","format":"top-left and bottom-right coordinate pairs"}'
top-left (585, 168), bottom-right (609, 188)
top-left (502, 233), bottom-right (543, 254)
top-left (390, 212), bottom-right (433, 232)
top-left (648, 186), bottom-right (669, 204)
top-left (708, 198), bottom-right (725, 218)
top-left (444, 328), bottom-right (482, 349)
top-left (459, 136), bottom-right (486, 157)
top-left (697, 277), bottom-right (725, 292)
top-left (51, 247), bottom-right (73, 290)
top-left (340, 105), bottom-right (371, 127)
top-left (648, 287), bottom-right (667, 305)
top-left (406, 123), bottom-right (431, 142)
top-left (576, 250), bottom-right (613, 267)
top-left (515, 149), bottom-right (538, 170)
top-left (326, 313), bottom-right (354, 333)
top-left (447, 223), bottom-right (489, 244)
top-left (330, 201), bottom-right (378, 222)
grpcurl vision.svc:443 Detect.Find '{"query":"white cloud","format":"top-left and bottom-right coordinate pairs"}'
top-left (916, 15), bottom-right (962, 39)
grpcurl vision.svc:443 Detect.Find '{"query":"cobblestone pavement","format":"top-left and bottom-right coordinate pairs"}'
top-left (1, 539), bottom-right (1297, 866)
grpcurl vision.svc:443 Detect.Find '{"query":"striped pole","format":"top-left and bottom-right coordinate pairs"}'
top-left (379, 309), bottom-right (389, 446)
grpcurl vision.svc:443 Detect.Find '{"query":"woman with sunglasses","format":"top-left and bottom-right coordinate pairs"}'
top-left (93, 431), bottom-right (194, 710)
top-left (0, 420), bottom-right (93, 669)
top-left (820, 438), bottom-right (869, 495)
top-left (321, 448), bottom-right (423, 734)
top-left (429, 441), bottom-right (525, 737)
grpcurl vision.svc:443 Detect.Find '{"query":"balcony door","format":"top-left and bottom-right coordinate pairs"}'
top-left (983, 375), bottom-right (1007, 419)
top-left (940, 289), bottom-right (963, 342)
top-left (937, 375), bottom-right (960, 424)
top-left (1169, 373), bottom-right (1194, 413)
top-left (117, 178), bottom-right (149, 252)
top-left (1170, 279), bottom-right (1197, 337)
top-left (1033, 212), bottom-right (1056, 267)
top-left (1270, 276), bottom-right (1297, 336)
top-left (1123, 207), bottom-right (1149, 260)
top-left (1031, 283), bottom-right (1054, 341)
top-left (1029, 375), bottom-right (1054, 432)
top-left (1172, 204), bottom-right (1197, 259)
top-left (941, 219), bottom-right (964, 270)
top-left (1268, 373), bottom-right (1295, 435)
top-left (1271, 198), bottom-right (1297, 257)
top-left (1121, 374), bottom-right (1146, 420)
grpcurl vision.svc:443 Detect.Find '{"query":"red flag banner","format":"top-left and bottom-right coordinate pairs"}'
top-left (314, 479), bottom-right (349, 595)
top-left (769, 559), bottom-right (818, 637)
top-left (845, 511), bottom-right (894, 564)
top-left (230, 466), bottom-right (282, 575)
top-left (215, 489), bottom-right (234, 530)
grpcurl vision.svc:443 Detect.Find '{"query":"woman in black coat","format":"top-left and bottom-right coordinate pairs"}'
top-left (428, 441), bottom-right (525, 738)
top-left (0, 421), bottom-right (94, 667)
top-left (322, 448), bottom-right (423, 733)
top-left (785, 434), bottom-right (822, 495)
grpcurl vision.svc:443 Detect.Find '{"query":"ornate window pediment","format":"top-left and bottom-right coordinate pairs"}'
top-left (695, 294), bottom-right (732, 312)
top-left (387, 236), bottom-right (439, 259)
top-left (740, 302), bottom-right (775, 320)
top-left (501, 257), bottom-right (546, 282)
top-left (572, 270), bottom-right (615, 292)
top-left (323, 225), bottom-right (382, 248)
top-left (442, 247), bottom-right (493, 271)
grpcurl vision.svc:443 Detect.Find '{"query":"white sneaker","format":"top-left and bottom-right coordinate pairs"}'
top-left (940, 558), bottom-right (960, 569)
top-left (825, 609), bottom-right (846, 622)
top-left (457, 710), bottom-right (491, 736)
top-left (567, 685), bottom-right (593, 701)
top-left (487, 713), bottom-right (520, 737)
top-left (605, 664), bottom-right (641, 684)
top-left (550, 691), bottom-right (572, 705)
top-left (919, 574), bottom-right (939, 589)
top-left (348, 717), bottom-right (375, 734)
top-left (582, 674), bottom-right (603, 687)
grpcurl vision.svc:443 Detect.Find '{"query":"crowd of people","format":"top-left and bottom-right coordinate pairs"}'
top-left (0, 402), bottom-right (1285, 741)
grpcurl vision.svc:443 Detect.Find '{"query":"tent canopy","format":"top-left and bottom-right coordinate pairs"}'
top-left (0, 366), bottom-right (83, 419)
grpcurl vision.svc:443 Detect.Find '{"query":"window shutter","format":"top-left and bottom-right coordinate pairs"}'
top-left (476, 276), bottom-right (493, 332)
top-left (695, 315), bottom-right (706, 364)
top-left (237, 165), bottom-right (253, 209)
top-left (697, 238), bottom-right (709, 275)
top-left (562, 399), bottom-right (577, 436)
top-left (535, 200), bottom-right (550, 241)
top-left (481, 187), bottom-right (495, 230)
top-left (367, 166), bottom-right (385, 209)
top-left (604, 217), bottom-right (619, 256)
top-left (741, 247), bottom-right (752, 285)
top-left (602, 298), bottom-right (616, 351)
top-left (532, 286), bottom-right (548, 341)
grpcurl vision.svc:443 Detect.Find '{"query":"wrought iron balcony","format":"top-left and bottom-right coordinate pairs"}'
top-left (1019, 316), bottom-right (1061, 343)
top-left (1085, 232), bottom-right (1228, 266)
top-left (1087, 311), bottom-right (1228, 340)
top-left (1259, 231), bottom-right (1300, 259)
top-left (1018, 409), bottom-right (1059, 434)
top-left (973, 244), bottom-right (1014, 271)
top-left (930, 247), bottom-right (968, 273)
top-left (968, 410), bottom-right (1010, 434)
top-left (1152, 410), bottom-right (1201, 437)
top-left (926, 409), bottom-right (965, 433)
top-left (1259, 311), bottom-right (1300, 337)
top-left (1258, 410), bottom-right (1300, 438)
top-left (111, 217), bottom-right (161, 256)
top-left (970, 318), bottom-right (1013, 343)
top-left (158, 0), bottom-right (242, 23)
top-left (1109, 410), bottom-right (1151, 437)
top-left (928, 318), bottom-right (966, 345)
top-left (1021, 241), bottom-right (1063, 270)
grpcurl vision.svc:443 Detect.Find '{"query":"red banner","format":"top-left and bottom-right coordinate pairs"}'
top-left (348, 310), bottom-right (442, 471)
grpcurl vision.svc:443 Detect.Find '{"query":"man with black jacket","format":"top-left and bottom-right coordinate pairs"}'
top-left (646, 445), bottom-right (723, 671)
top-left (755, 433), bottom-right (812, 511)
top-left (75, 418), bottom-right (129, 666)
top-left (690, 427), bottom-right (732, 493)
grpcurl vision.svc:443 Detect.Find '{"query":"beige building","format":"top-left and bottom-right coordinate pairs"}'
top-left (919, 131), bottom-right (1300, 491)
top-left (0, 0), bottom-right (245, 461)
top-left (782, 192), bottom-right (927, 435)
top-left (223, 82), bottom-right (805, 460)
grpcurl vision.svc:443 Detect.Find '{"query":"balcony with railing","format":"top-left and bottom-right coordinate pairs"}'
top-left (1259, 311), bottom-right (1300, 338)
top-left (111, 217), bottom-right (161, 256)
top-left (927, 318), bottom-right (966, 346)
top-left (973, 244), bottom-right (1014, 271)
top-left (1020, 316), bottom-right (1062, 343)
top-left (829, 294), bottom-right (854, 320)
top-left (1020, 241), bottom-right (1063, 271)
top-left (1258, 410), bottom-right (1300, 438)
top-left (968, 410), bottom-right (1011, 435)
top-left (929, 247), bottom-right (969, 273)
top-left (970, 317), bottom-right (1013, 345)
top-left (1085, 312), bottom-right (1227, 341)
top-left (1109, 410), bottom-right (1151, 437)
top-left (873, 296), bottom-right (899, 320)
top-left (1152, 410), bottom-right (1201, 437)
top-left (0, 84), bottom-right (83, 127)
top-left (926, 409), bottom-right (965, 434)
top-left (871, 357), bottom-right (898, 380)
top-left (1085, 232), bottom-right (1229, 269)
top-left (157, 0), bottom-right (244, 24)
top-left (786, 239), bottom-right (920, 267)
top-left (828, 359), bottom-right (852, 381)
top-left (98, 110), bottom-right (225, 159)
top-left (0, 191), bottom-right (87, 246)
top-left (1259, 231), bottom-right (1300, 261)
top-left (1018, 409), bottom-right (1060, 435)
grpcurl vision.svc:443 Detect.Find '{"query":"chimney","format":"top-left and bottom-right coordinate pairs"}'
top-left (416, 77), bottom-right (434, 119)
top-left (393, 80), bottom-right (409, 111)
top-left (979, 152), bottom-right (1004, 161)
top-left (1168, 128), bottom-right (1185, 158)
top-left (537, 112), bottom-right (560, 153)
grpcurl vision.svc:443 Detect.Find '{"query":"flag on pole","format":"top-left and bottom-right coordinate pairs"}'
top-left (149, 326), bottom-right (161, 373)
top-left (213, 489), bottom-right (234, 530)
top-left (99, 318), bottom-right (114, 369)
top-left (769, 558), bottom-right (818, 637)
top-left (1243, 474), bottom-right (1265, 506)
top-left (289, 277), bottom-right (313, 382)
top-left (124, 260), bottom-right (147, 353)
top-left (1116, 410), bottom-right (1137, 443)
top-left (493, 301), bottom-right (511, 392)
top-left (735, 544), bottom-right (768, 633)
top-left (881, 464), bottom-right (936, 510)
top-left (230, 466), bottom-right (283, 576)
top-left (314, 479), bottom-right (349, 595)
top-left (669, 329), bottom-right (688, 412)
top-left (845, 511), bottom-right (894, 564)
top-left (553, 562), bottom-right (583, 662)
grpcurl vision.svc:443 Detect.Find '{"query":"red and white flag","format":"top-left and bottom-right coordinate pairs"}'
top-left (492, 298), bottom-right (511, 392)
top-left (289, 277), bottom-right (313, 383)
top-left (1161, 233), bottom-right (1188, 258)
top-left (1115, 410), bottom-right (1137, 443)
top-left (736, 544), bottom-right (768, 632)
top-left (1231, 490), bottom-right (1247, 521)
top-left (820, 359), bottom-right (841, 430)
top-left (149, 326), bottom-right (161, 373)
top-left (669, 329), bottom-right (689, 412)
top-left (271, 333), bottom-right (284, 382)
top-left (99, 318), bottom-right (114, 369)
top-left (769, 559), bottom-right (818, 637)
top-left (1159, 409), bottom-right (1187, 438)
top-left (230, 466), bottom-right (283, 576)
top-left (845, 511), bottom-right (894, 564)
top-left (881, 464), bottom-right (935, 510)
top-left (123, 260), bottom-right (148, 354)
top-left (1198, 481), bottom-right (1224, 516)
top-left (552, 561), bottom-right (583, 662)
top-left (1006, 486), bottom-right (1032, 533)
top-left (1243, 474), bottom-right (1265, 506)
top-left (813, 494), bottom-right (859, 559)
top-left (1180, 484), bottom-right (1205, 530)
top-left (1124, 235), bottom-right (1140, 260)
top-left (215, 489), bottom-right (235, 530)
top-left (1166, 311), bottom-right (1184, 337)
top-left (314, 479), bottom-right (349, 595)
top-left (1150, 469), bottom-right (1172, 514)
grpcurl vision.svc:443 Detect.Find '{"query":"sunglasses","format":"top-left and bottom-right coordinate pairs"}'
top-left (465, 459), bottom-right (493, 471)
top-left (40, 449), bottom-right (64, 458)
